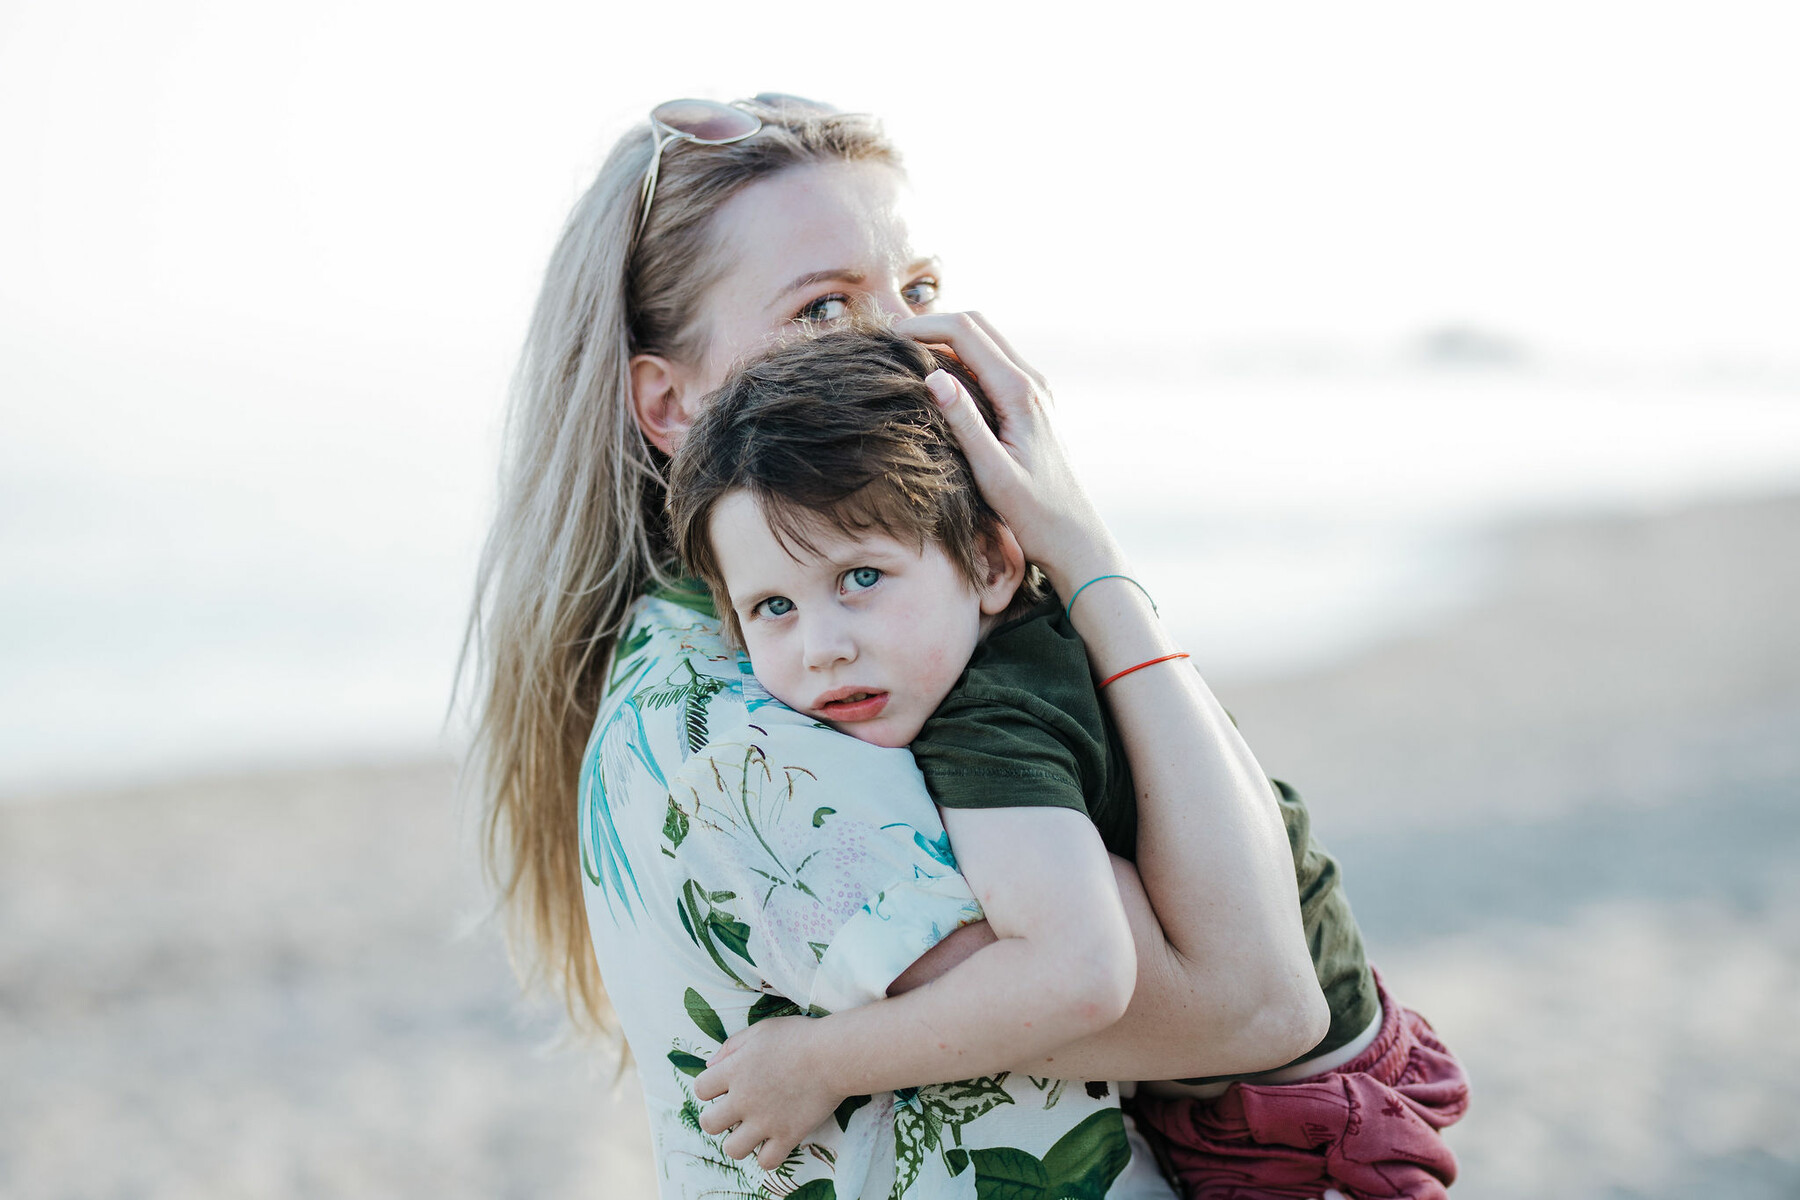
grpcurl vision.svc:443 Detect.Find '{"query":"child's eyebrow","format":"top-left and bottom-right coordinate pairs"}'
top-left (820, 540), bottom-right (910, 570)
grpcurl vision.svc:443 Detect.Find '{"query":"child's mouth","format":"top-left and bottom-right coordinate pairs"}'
top-left (817, 690), bottom-right (889, 722)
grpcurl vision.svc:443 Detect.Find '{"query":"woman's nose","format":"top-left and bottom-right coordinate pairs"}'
top-left (862, 289), bottom-right (915, 322)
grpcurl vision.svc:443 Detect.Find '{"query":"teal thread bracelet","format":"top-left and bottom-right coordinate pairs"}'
top-left (1065, 573), bottom-right (1157, 621)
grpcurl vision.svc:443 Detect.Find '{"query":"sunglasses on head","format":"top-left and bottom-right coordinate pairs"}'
top-left (635, 94), bottom-right (837, 239)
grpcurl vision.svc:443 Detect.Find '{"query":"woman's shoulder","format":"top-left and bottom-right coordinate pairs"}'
top-left (595, 593), bottom-right (874, 772)
top-left (597, 594), bottom-right (763, 749)
top-left (580, 593), bottom-right (943, 920)
top-left (600, 593), bottom-right (938, 786)
top-left (615, 593), bottom-right (742, 682)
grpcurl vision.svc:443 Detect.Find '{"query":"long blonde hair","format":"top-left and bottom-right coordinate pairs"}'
top-left (464, 99), bottom-right (900, 1033)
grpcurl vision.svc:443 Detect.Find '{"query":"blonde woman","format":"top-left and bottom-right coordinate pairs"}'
top-left (467, 97), bottom-right (1338, 1200)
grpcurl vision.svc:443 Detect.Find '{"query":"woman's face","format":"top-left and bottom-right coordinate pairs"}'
top-left (686, 161), bottom-right (941, 398)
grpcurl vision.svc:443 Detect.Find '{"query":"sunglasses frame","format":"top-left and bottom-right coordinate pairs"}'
top-left (635, 99), bottom-right (764, 239)
top-left (633, 95), bottom-right (839, 241)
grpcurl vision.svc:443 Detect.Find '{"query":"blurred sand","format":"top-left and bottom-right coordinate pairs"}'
top-left (4, 493), bottom-right (1797, 1199)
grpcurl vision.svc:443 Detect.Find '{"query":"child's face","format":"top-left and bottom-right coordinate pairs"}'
top-left (709, 490), bottom-right (1011, 749)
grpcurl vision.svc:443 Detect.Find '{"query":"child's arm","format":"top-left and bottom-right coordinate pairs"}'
top-left (693, 804), bottom-right (1133, 1171)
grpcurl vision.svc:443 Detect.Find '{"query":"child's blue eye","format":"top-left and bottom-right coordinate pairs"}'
top-left (845, 567), bottom-right (881, 592)
top-left (758, 596), bottom-right (794, 617)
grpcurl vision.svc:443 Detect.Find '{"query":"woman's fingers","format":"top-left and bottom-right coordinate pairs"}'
top-left (927, 370), bottom-right (1019, 483)
top-left (895, 312), bottom-right (1036, 415)
top-left (960, 310), bottom-right (1052, 396)
top-left (905, 310), bottom-right (1108, 581)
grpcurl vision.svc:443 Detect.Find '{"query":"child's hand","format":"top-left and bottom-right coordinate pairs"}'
top-left (694, 1015), bottom-right (848, 1171)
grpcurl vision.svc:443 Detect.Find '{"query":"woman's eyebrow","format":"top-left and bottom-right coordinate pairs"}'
top-left (771, 268), bottom-right (865, 303)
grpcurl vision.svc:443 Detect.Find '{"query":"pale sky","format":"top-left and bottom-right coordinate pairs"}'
top-left (4, 0), bottom-right (1798, 370)
top-left (3, 1), bottom-right (1798, 790)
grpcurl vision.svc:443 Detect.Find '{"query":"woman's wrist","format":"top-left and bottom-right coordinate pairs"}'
top-left (1037, 522), bottom-right (1131, 602)
top-left (1055, 568), bottom-right (1184, 681)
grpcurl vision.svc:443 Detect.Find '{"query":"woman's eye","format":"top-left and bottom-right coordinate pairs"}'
top-left (903, 277), bottom-right (940, 310)
top-left (844, 567), bottom-right (882, 592)
top-left (756, 596), bottom-right (795, 618)
top-left (797, 294), bottom-right (851, 324)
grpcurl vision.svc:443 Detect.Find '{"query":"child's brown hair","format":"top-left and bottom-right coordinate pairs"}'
top-left (669, 320), bottom-right (1043, 641)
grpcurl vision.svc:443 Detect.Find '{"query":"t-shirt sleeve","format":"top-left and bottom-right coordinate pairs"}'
top-left (663, 720), bottom-right (985, 1015)
top-left (910, 690), bottom-right (1094, 817)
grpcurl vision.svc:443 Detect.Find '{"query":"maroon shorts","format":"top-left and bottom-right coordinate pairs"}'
top-left (1130, 969), bottom-right (1470, 1199)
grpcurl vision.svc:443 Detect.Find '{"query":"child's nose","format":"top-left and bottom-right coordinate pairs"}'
top-left (802, 616), bottom-right (856, 670)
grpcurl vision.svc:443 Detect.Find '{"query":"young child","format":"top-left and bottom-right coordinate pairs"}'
top-left (667, 324), bottom-right (1469, 1199)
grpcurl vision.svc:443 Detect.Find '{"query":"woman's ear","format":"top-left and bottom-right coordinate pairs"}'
top-left (630, 353), bottom-right (702, 456)
top-left (976, 524), bottom-right (1028, 617)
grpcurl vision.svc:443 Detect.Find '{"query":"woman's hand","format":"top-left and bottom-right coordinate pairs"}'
top-left (695, 1017), bottom-right (847, 1172)
top-left (895, 312), bottom-right (1125, 595)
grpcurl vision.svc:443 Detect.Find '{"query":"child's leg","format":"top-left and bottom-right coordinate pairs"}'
top-left (1129, 968), bottom-right (1469, 1199)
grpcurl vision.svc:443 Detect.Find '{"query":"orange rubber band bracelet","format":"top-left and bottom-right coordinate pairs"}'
top-left (1097, 652), bottom-right (1191, 689)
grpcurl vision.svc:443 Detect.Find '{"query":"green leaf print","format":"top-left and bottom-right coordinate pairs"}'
top-left (888, 1076), bottom-right (1016, 1200)
top-left (1025, 1075), bottom-right (1068, 1109)
top-left (968, 1108), bottom-right (1130, 1200)
top-left (684, 694), bottom-right (713, 755)
top-left (811, 806), bottom-right (836, 827)
top-left (710, 913), bottom-right (753, 961)
top-left (633, 660), bottom-right (704, 710)
top-left (605, 625), bottom-right (654, 695)
top-left (685, 988), bottom-right (727, 1044)
top-left (667, 1049), bottom-right (707, 1078)
top-left (679, 880), bottom-right (755, 987)
top-left (968, 1146), bottom-right (1048, 1199)
top-left (787, 1181), bottom-right (837, 1200)
top-left (831, 1093), bottom-right (871, 1132)
top-left (662, 796), bottom-right (690, 853)
top-left (891, 1100), bottom-right (931, 1200)
top-left (923, 1075), bottom-right (1015, 1119)
top-left (1041, 1109), bottom-right (1130, 1197)
top-left (633, 659), bottom-right (728, 757)
top-left (747, 994), bottom-right (804, 1025)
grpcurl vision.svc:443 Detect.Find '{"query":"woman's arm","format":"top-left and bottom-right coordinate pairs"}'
top-left (895, 312), bottom-right (1329, 1081)
top-left (694, 806), bottom-right (1136, 1169)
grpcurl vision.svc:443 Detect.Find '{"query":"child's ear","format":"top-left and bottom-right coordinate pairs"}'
top-left (976, 524), bottom-right (1027, 617)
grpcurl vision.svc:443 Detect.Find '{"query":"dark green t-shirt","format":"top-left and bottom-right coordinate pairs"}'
top-left (910, 599), bottom-right (1379, 1083)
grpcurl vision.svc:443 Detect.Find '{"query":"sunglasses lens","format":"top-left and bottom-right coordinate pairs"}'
top-left (650, 99), bottom-right (761, 142)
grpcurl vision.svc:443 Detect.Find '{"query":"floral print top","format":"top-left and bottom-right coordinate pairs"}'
top-left (579, 594), bottom-right (1175, 1200)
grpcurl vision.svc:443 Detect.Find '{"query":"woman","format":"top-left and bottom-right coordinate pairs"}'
top-left (467, 97), bottom-right (1329, 1199)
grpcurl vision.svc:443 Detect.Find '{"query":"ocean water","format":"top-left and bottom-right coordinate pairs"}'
top-left (2, 357), bottom-right (1796, 798)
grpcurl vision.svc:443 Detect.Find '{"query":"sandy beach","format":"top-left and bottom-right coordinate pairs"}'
top-left (5, 491), bottom-right (1796, 1199)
